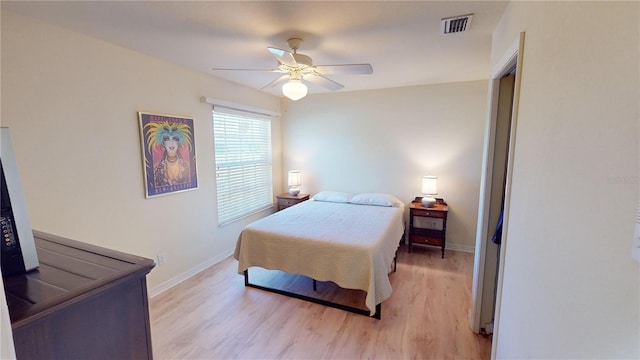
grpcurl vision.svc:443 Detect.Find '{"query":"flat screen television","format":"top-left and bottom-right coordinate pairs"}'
top-left (0, 128), bottom-right (38, 276)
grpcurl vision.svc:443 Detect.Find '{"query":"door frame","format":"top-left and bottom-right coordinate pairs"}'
top-left (469, 32), bottom-right (525, 350)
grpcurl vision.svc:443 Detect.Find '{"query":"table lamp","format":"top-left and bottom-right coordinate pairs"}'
top-left (287, 170), bottom-right (301, 196)
top-left (421, 175), bottom-right (438, 207)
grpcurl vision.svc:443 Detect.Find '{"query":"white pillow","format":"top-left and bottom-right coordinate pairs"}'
top-left (312, 191), bottom-right (354, 203)
top-left (350, 193), bottom-right (403, 207)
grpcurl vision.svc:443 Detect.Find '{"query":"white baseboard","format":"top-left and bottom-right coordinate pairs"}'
top-left (148, 247), bottom-right (235, 298)
top-left (446, 243), bottom-right (475, 253)
top-left (401, 239), bottom-right (475, 254)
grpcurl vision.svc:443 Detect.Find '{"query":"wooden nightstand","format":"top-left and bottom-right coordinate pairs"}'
top-left (276, 193), bottom-right (310, 211)
top-left (408, 199), bottom-right (449, 258)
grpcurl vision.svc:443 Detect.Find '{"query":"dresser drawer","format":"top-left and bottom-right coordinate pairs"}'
top-left (412, 208), bottom-right (446, 218)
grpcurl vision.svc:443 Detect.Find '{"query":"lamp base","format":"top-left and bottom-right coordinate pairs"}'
top-left (421, 196), bottom-right (436, 208)
top-left (288, 187), bottom-right (300, 196)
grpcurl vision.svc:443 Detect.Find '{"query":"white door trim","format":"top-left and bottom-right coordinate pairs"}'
top-left (490, 31), bottom-right (525, 360)
top-left (468, 32), bottom-right (525, 348)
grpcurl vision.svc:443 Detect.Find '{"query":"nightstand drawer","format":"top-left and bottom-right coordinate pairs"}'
top-left (275, 193), bottom-right (310, 211)
top-left (278, 198), bottom-right (299, 207)
top-left (413, 216), bottom-right (444, 231)
top-left (411, 234), bottom-right (443, 246)
top-left (411, 209), bottom-right (446, 218)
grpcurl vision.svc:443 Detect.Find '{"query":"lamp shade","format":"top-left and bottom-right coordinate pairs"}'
top-left (421, 175), bottom-right (438, 208)
top-left (287, 170), bottom-right (301, 186)
top-left (282, 79), bottom-right (308, 101)
top-left (421, 175), bottom-right (438, 195)
top-left (287, 170), bottom-right (301, 196)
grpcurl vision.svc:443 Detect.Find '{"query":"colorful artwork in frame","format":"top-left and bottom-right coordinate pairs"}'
top-left (138, 112), bottom-right (198, 198)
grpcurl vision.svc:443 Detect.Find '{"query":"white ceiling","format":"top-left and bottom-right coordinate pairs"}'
top-left (2, 1), bottom-right (508, 97)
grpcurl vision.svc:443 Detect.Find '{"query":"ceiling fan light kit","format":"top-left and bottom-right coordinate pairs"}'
top-left (282, 78), bottom-right (308, 101)
top-left (212, 37), bottom-right (373, 101)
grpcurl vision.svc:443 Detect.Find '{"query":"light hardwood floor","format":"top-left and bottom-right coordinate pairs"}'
top-left (149, 245), bottom-right (492, 359)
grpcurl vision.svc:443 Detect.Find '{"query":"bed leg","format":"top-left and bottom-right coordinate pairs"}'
top-left (393, 250), bottom-right (398, 272)
top-left (374, 303), bottom-right (381, 320)
top-left (313, 279), bottom-right (317, 291)
top-left (244, 269), bottom-right (249, 286)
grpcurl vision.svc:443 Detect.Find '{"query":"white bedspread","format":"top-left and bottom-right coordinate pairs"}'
top-left (234, 199), bottom-right (405, 315)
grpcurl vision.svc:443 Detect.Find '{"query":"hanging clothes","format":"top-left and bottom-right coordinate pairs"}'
top-left (492, 206), bottom-right (504, 245)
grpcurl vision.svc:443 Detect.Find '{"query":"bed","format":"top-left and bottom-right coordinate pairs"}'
top-left (233, 191), bottom-right (405, 319)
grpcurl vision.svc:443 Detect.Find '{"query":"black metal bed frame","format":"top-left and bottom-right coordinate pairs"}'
top-left (242, 251), bottom-right (398, 320)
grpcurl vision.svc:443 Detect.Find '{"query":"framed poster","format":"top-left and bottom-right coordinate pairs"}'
top-left (138, 112), bottom-right (198, 198)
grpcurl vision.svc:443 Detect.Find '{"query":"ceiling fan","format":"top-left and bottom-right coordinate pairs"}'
top-left (212, 38), bottom-right (373, 100)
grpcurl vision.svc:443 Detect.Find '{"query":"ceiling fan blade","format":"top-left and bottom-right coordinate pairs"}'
top-left (315, 64), bottom-right (373, 75)
top-left (304, 74), bottom-right (344, 91)
top-left (267, 47), bottom-right (297, 67)
top-left (261, 74), bottom-right (290, 89)
top-left (212, 67), bottom-right (280, 72)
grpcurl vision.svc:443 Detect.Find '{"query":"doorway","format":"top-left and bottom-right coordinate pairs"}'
top-left (478, 72), bottom-right (515, 334)
top-left (469, 33), bottom-right (525, 353)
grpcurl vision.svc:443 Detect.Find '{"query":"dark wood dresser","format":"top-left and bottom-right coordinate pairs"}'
top-left (3, 230), bottom-right (155, 359)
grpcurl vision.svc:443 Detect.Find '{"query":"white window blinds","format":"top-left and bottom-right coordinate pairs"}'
top-left (213, 107), bottom-right (273, 225)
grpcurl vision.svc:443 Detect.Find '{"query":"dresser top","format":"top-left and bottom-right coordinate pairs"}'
top-left (3, 230), bottom-right (155, 327)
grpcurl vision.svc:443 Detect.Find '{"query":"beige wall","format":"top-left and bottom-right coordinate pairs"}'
top-left (1, 11), bottom-right (282, 293)
top-left (281, 81), bottom-right (488, 250)
top-left (492, 2), bottom-right (639, 358)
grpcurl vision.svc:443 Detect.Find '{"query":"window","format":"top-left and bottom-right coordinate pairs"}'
top-left (213, 107), bottom-right (273, 225)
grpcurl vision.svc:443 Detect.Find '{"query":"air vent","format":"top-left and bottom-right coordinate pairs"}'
top-left (441, 14), bottom-right (473, 34)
